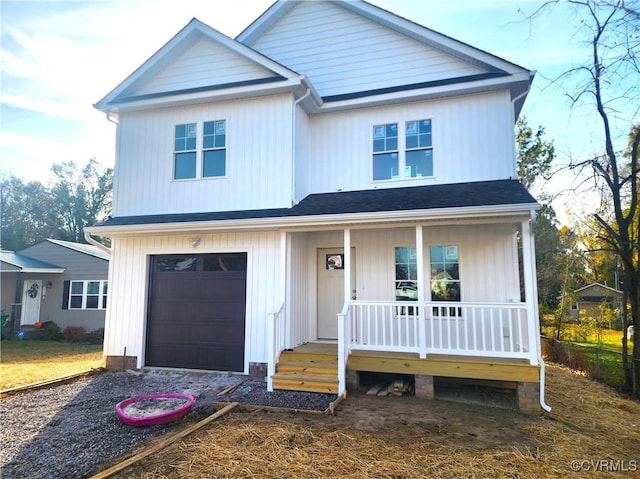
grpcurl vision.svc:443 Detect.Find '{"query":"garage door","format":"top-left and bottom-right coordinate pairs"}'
top-left (146, 253), bottom-right (247, 371)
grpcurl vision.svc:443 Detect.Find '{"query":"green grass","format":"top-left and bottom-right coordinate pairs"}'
top-left (0, 340), bottom-right (103, 390)
top-left (541, 325), bottom-right (628, 351)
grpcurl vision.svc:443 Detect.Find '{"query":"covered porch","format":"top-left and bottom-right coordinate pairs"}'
top-left (266, 209), bottom-right (544, 410)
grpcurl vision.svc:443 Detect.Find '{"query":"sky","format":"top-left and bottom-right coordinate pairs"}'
top-left (1, 0), bottom-right (637, 225)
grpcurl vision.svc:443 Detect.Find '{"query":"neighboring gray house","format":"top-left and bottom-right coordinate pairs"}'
top-left (1, 239), bottom-right (110, 334)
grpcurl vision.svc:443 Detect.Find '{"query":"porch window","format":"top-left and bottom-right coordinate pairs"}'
top-left (395, 247), bottom-right (417, 301)
top-left (429, 245), bottom-right (460, 302)
top-left (68, 280), bottom-right (108, 310)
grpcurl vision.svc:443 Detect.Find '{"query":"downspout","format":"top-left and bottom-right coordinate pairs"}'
top-left (291, 81), bottom-right (311, 206)
top-left (529, 209), bottom-right (552, 412)
top-left (84, 231), bottom-right (111, 255)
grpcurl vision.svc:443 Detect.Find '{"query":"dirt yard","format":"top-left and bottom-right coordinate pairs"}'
top-left (108, 364), bottom-right (640, 479)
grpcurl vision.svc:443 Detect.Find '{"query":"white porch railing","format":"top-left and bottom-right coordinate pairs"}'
top-left (267, 303), bottom-right (286, 392)
top-left (347, 300), bottom-right (536, 362)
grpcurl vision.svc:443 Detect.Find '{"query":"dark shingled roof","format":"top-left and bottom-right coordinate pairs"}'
top-left (97, 180), bottom-right (537, 227)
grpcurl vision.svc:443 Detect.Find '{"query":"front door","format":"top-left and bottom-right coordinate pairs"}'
top-left (317, 248), bottom-right (356, 339)
top-left (21, 280), bottom-right (42, 326)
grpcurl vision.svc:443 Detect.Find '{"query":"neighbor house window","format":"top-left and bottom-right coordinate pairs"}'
top-left (372, 119), bottom-right (433, 181)
top-left (174, 123), bottom-right (197, 179)
top-left (429, 245), bottom-right (460, 302)
top-left (173, 120), bottom-right (227, 180)
top-left (68, 280), bottom-right (108, 310)
top-left (395, 247), bottom-right (417, 301)
top-left (202, 120), bottom-right (226, 177)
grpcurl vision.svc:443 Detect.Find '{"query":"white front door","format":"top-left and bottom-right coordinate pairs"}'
top-left (21, 280), bottom-right (42, 326)
top-left (317, 248), bottom-right (356, 340)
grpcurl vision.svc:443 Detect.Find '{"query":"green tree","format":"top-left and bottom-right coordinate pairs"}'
top-left (0, 176), bottom-right (59, 251)
top-left (50, 159), bottom-right (113, 244)
top-left (0, 160), bottom-right (112, 251)
top-left (516, 117), bottom-right (555, 190)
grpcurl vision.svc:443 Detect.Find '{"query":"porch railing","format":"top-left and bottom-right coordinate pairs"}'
top-left (348, 300), bottom-right (535, 362)
top-left (267, 302), bottom-right (286, 392)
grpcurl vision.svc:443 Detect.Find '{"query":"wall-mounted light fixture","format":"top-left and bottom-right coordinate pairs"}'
top-left (190, 237), bottom-right (201, 248)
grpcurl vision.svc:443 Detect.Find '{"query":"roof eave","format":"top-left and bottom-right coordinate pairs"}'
top-left (85, 203), bottom-right (539, 238)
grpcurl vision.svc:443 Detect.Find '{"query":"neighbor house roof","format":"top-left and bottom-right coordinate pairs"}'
top-left (0, 251), bottom-right (65, 274)
top-left (90, 180), bottom-right (538, 232)
top-left (43, 239), bottom-right (110, 261)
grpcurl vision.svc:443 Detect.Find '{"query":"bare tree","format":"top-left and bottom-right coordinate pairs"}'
top-left (530, 0), bottom-right (640, 393)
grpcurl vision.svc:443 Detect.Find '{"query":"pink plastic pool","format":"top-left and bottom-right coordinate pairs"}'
top-left (116, 393), bottom-right (196, 427)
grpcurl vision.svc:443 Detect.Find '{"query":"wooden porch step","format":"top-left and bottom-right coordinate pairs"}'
top-left (271, 373), bottom-right (338, 394)
top-left (278, 349), bottom-right (338, 363)
top-left (276, 360), bottom-right (338, 376)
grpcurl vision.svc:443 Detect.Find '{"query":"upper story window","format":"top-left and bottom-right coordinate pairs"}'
top-left (174, 120), bottom-right (226, 180)
top-left (372, 119), bottom-right (433, 181)
top-left (174, 123), bottom-right (197, 179)
top-left (203, 120), bottom-right (226, 177)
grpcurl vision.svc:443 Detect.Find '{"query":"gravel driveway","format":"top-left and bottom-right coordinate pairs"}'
top-left (0, 370), bottom-right (336, 479)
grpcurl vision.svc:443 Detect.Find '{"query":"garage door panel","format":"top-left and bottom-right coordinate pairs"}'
top-left (146, 253), bottom-right (247, 371)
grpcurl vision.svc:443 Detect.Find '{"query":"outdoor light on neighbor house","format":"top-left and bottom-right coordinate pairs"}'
top-left (190, 237), bottom-right (201, 248)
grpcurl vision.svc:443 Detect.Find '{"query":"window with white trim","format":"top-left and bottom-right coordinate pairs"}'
top-left (372, 119), bottom-right (433, 181)
top-left (173, 120), bottom-right (226, 180)
top-left (429, 245), bottom-right (460, 302)
top-left (68, 280), bottom-right (108, 310)
top-left (395, 247), bottom-right (417, 301)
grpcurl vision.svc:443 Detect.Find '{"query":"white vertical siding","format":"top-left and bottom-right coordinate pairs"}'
top-left (113, 94), bottom-right (293, 216)
top-left (249, 1), bottom-right (484, 98)
top-left (288, 232), bottom-right (310, 346)
top-left (132, 35), bottom-right (275, 97)
top-left (103, 231), bottom-right (281, 371)
top-left (302, 90), bottom-right (514, 195)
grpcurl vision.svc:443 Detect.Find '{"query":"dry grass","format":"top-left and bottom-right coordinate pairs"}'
top-left (109, 364), bottom-right (640, 479)
top-left (0, 340), bottom-right (103, 389)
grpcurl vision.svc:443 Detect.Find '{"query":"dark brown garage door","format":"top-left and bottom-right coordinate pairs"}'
top-left (146, 253), bottom-right (247, 371)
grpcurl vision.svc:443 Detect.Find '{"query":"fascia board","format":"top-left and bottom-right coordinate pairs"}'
top-left (315, 72), bottom-right (531, 112)
top-left (85, 203), bottom-right (539, 237)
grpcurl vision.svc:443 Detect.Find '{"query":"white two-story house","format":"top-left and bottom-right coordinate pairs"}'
top-left (88, 0), bottom-right (548, 413)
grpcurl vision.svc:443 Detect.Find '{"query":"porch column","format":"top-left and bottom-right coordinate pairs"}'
top-left (416, 226), bottom-right (427, 358)
top-left (521, 214), bottom-right (540, 364)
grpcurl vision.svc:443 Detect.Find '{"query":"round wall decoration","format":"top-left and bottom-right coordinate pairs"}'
top-left (27, 283), bottom-right (39, 299)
